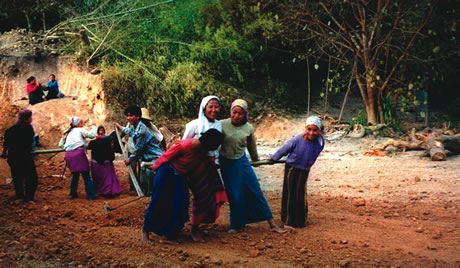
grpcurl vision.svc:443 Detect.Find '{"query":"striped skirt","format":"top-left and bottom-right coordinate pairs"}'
top-left (188, 160), bottom-right (227, 225)
top-left (281, 163), bottom-right (310, 228)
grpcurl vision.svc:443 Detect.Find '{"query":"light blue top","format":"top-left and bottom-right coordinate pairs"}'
top-left (121, 121), bottom-right (162, 163)
top-left (47, 80), bottom-right (60, 93)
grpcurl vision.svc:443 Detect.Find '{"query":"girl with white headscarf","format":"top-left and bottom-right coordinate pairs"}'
top-left (59, 117), bottom-right (97, 200)
top-left (182, 95), bottom-right (222, 158)
top-left (270, 116), bottom-right (325, 228)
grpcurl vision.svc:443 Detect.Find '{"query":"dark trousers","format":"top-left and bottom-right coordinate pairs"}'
top-left (70, 171), bottom-right (96, 200)
top-left (28, 87), bottom-right (45, 105)
top-left (8, 155), bottom-right (38, 201)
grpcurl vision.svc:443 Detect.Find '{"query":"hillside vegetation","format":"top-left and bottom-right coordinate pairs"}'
top-left (1, 0), bottom-right (458, 124)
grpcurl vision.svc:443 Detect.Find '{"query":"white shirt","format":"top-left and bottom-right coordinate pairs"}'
top-left (60, 126), bottom-right (97, 151)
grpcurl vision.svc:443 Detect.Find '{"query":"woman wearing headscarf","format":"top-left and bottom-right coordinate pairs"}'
top-left (142, 129), bottom-right (224, 242)
top-left (183, 95), bottom-right (222, 158)
top-left (182, 95), bottom-right (227, 242)
top-left (59, 117), bottom-right (97, 200)
top-left (270, 116), bottom-right (325, 228)
top-left (219, 99), bottom-right (285, 233)
top-left (2, 110), bottom-right (38, 203)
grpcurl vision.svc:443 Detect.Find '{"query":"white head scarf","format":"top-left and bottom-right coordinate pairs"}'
top-left (197, 95), bottom-right (221, 133)
top-left (305, 116), bottom-right (322, 130)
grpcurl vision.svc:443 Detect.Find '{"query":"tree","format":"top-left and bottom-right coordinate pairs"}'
top-left (278, 0), bottom-right (437, 124)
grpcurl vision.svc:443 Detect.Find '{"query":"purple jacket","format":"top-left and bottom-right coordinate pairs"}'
top-left (272, 134), bottom-right (325, 171)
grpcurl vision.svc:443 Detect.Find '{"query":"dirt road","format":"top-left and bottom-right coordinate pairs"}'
top-left (0, 136), bottom-right (458, 267)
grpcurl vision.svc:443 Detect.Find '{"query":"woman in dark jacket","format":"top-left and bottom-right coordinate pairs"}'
top-left (2, 110), bottom-right (38, 203)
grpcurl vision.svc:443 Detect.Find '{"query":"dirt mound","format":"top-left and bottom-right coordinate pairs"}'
top-left (255, 115), bottom-right (306, 144)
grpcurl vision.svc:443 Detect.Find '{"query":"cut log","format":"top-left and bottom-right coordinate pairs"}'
top-left (378, 139), bottom-right (425, 152)
top-left (426, 134), bottom-right (446, 161)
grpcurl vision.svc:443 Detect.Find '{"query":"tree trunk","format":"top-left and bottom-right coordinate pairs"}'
top-left (365, 101), bottom-right (378, 125)
top-left (426, 135), bottom-right (446, 161)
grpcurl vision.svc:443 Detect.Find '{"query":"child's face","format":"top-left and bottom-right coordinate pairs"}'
top-left (49, 75), bottom-right (55, 81)
top-left (303, 124), bottom-right (320, 141)
top-left (204, 99), bottom-right (220, 121)
top-left (98, 128), bottom-right (105, 135)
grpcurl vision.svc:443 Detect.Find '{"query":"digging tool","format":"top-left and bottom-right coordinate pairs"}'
top-left (140, 159), bottom-right (286, 168)
top-left (60, 162), bottom-right (67, 179)
top-left (115, 127), bottom-right (144, 197)
top-left (36, 151), bottom-right (62, 168)
top-left (103, 196), bottom-right (147, 214)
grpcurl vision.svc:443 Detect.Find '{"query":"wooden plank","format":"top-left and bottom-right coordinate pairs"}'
top-left (31, 148), bottom-right (65, 154)
top-left (140, 159), bottom-right (286, 168)
top-left (115, 127), bottom-right (144, 196)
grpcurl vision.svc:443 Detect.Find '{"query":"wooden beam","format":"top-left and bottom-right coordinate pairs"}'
top-left (140, 159), bottom-right (286, 168)
top-left (115, 127), bottom-right (144, 196)
top-left (31, 148), bottom-right (65, 154)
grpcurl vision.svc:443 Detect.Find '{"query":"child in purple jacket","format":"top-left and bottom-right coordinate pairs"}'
top-left (270, 116), bottom-right (325, 228)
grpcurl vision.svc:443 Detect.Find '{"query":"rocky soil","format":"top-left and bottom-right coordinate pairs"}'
top-left (0, 106), bottom-right (458, 267)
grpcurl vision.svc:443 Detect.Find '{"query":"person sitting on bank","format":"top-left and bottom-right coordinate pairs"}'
top-left (44, 74), bottom-right (63, 100)
top-left (26, 76), bottom-right (45, 105)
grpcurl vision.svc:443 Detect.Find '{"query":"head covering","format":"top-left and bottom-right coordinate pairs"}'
top-left (16, 109), bottom-right (32, 125)
top-left (230, 99), bottom-right (249, 124)
top-left (199, 128), bottom-right (224, 151)
top-left (197, 95), bottom-right (221, 133)
top-left (305, 116), bottom-right (323, 130)
top-left (63, 117), bottom-right (81, 135)
top-left (71, 117), bottom-right (81, 127)
top-left (141, 107), bottom-right (153, 121)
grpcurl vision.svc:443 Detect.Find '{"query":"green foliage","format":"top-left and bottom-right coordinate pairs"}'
top-left (350, 111), bottom-right (367, 126)
top-left (380, 97), bottom-right (401, 130)
top-left (6, 0), bottom-right (457, 123)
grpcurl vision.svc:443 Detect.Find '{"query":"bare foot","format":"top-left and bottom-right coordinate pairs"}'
top-left (271, 226), bottom-right (288, 234)
top-left (282, 225), bottom-right (295, 231)
top-left (141, 230), bottom-right (151, 243)
top-left (191, 227), bottom-right (205, 243)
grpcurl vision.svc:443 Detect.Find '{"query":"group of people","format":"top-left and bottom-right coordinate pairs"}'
top-left (2, 94), bottom-right (325, 244)
top-left (58, 118), bottom-right (123, 200)
top-left (140, 96), bottom-right (325, 242)
top-left (26, 74), bottom-right (64, 105)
